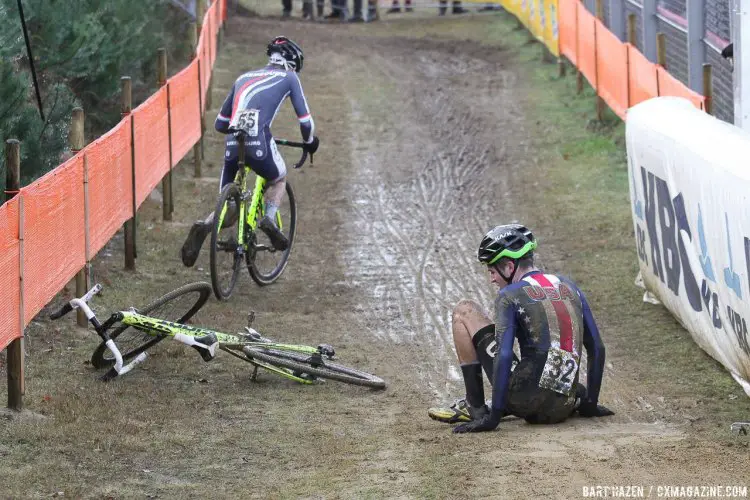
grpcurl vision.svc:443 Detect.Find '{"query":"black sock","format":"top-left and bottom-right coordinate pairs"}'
top-left (460, 362), bottom-right (485, 408)
top-left (472, 325), bottom-right (496, 382)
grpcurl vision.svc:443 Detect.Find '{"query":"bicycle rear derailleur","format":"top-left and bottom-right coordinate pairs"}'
top-left (317, 344), bottom-right (335, 358)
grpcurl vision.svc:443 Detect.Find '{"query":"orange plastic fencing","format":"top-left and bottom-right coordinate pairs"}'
top-left (558, 0), bottom-right (707, 120)
top-left (595, 19), bottom-right (628, 119)
top-left (22, 155), bottom-right (86, 325)
top-left (133, 87), bottom-right (171, 208)
top-left (86, 116), bottom-right (134, 257)
top-left (0, 198), bottom-right (21, 349)
top-left (0, 0), bottom-right (229, 351)
top-left (577, 5), bottom-right (597, 90)
top-left (169, 60), bottom-right (202, 166)
top-left (559, 0), bottom-right (577, 66)
top-left (657, 66), bottom-right (706, 110)
top-left (627, 44), bottom-right (659, 108)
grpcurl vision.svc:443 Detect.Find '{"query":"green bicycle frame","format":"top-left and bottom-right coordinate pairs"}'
top-left (118, 310), bottom-right (320, 383)
top-left (215, 165), bottom-right (284, 249)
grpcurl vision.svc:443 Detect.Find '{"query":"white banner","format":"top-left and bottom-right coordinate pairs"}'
top-left (626, 97), bottom-right (750, 397)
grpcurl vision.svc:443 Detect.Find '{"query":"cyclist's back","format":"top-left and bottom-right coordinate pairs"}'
top-left (494, 270), bottom-right (604, 424)
top-left (214, 64), bottom-right (313, 143)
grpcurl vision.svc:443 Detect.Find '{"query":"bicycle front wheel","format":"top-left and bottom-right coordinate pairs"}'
top-left (210, 183), bottom-right (244, 300)
top-left (241, 346), bottom-right (386, 389)
top-left (90, 282), bottom-right (212, 369)
top-left (247, 180), bottom-right (297, 286)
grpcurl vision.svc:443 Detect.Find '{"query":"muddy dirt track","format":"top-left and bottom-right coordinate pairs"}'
top-left (2, 8), bottom-right (749, 499)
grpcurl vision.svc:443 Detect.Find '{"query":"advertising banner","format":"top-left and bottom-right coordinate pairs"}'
top-left (627, 97), bottom-right (750, 396)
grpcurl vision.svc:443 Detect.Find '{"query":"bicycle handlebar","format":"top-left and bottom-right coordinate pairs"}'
top-left (274, 138), bottom-right (311, 169)
top-left (49, 283), bottom-right (144, 380)
top-left (49, 283), bottom-right (102, 320)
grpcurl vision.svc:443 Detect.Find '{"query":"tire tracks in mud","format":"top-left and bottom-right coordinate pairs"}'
top-left (336, 34), bottom-right (698, 461)
top-left (340, 41), bottom-right (524, 399)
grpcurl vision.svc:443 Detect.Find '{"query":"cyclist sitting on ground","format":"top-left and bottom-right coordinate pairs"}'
top-left (428, 223), bottom-right (615, 432)
top-left (181, 35), bottom-right (320, 267)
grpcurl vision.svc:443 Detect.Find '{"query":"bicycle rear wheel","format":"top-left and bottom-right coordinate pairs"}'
top-left (90, 282), bottom-right (212, 369)
top-left (247, 181), bottom-right (297, 286)
top-left (241, 346), bottom-right (386, 389)
top-left (210, 183), bottom-right (244, 300)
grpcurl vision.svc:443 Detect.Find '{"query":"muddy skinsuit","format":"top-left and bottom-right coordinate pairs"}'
top-left (474, 270), bottom-right (605, 424)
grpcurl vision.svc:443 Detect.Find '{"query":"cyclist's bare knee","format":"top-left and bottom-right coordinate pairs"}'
top-left (452, 299), bottom-right (491, 330)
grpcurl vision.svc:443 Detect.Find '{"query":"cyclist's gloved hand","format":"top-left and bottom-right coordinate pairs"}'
top-left (452, 410), bottom-right (501, 434)
top-left (577, 401), bottom-right (615, 417)
top-left (304, 136), bottom-right (319, 155)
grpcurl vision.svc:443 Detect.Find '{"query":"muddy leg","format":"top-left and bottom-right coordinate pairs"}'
top-left (452, 299), bottom-right (492, 408)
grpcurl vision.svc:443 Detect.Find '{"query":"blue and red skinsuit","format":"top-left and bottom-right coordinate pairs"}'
top-left (490, 270), bottom-right (606, 415)
top-left (214, 64), bottom-right (314, 186)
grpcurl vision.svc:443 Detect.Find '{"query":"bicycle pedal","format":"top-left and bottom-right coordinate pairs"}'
top-left (293, 370), bottom-right (318, 382)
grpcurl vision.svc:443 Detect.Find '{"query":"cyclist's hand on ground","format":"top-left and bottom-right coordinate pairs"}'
top-left (304, 136), bottom-right (319, 155)
top-left (452, 412), bottom-right (500, 433)
top-left (577, 402), bottom-right (615, 418)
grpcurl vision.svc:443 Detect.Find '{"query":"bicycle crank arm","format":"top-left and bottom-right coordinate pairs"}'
top-left (251, 243), bottom-right (278, 253)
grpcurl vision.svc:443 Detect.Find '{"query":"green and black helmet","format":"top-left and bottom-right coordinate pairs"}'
top-left (477, 224), bottom-right (536, 266)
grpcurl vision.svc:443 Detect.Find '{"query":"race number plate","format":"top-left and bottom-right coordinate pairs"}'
top-left (538, 347), bottom-right (579, 396)
top-left (229, 109), bottom-right (260, 136)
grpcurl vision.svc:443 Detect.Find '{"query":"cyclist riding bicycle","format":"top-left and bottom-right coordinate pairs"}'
top-left (428, 223), bottom-right (615, 433)
top-left (181, 35), bottom-right (320, 267)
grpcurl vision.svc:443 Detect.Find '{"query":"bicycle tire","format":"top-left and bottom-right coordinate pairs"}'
top-left (247, 181), bottom-right (297, 286)
top-left (210, 183), bottom-right (244, 300)
top-left (241, 346), bottom-right (386, 389)
top-left (90, 282), bottom-right (212, 369)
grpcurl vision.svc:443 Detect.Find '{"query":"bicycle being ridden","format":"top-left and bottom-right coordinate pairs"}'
top-left (181, 35), bottom-right (319, 270)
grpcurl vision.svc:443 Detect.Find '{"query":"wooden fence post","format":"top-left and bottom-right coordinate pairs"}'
top-left (158, 48), bottom-right (173, 221)
top-left (190, 21), bottom-right (202, 178)
top-left (122, 77), bottom-right (136, 270)
top-left (595, 0), bottom-right (605, 121)
top-left (627, 13), bottom-right (637, 46)
top-left (5, 139), bottom-right (23, 411)
top-left (69, 108), bottom-right (89, 327)
top-left (703, 63), bottom-right (713, 115)
top-left (656, 32), bottom-right (666, 67)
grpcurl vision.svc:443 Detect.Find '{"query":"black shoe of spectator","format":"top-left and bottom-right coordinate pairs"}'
top-left (452, 7), bottom-right (467, 13)
top-left (348, 15), bottom-right (365, 22)
top-left (324, 11), bottom-right (344, 19)
top-left (405, 6), bottom-right (413, 12)
top-left (386, 7), bottom-right (401, 13)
